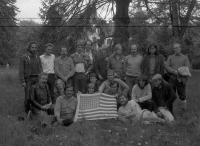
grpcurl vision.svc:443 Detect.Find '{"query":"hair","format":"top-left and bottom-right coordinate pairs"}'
top-left (89, 73), bottom-right (97, 78)
top-left (117, 93), bottom-right (127, 103)
top-left (88, 83), bottom-right (95, 89)
top-left (173, 41), bottom-right (182, 47)
top-left (39, 72), bottom-right (48, 79)
top-left (136, 74), bottom-right (149, 86)
top-left (107, 69), bottom-right (114, 75)
top-left (85, 40), bottom-right (92, 46)
top-left (27, 41), bottom-right (37, 51)
top-left (64, 83), bottom-right (73, 91)
top-left (147, 43), bottom-right (159, 55)
top-left (60, 45), bottom-right (69, 52)
top-left (55, 79), bottom-right (65, 90)
top-left (129, 43), bottom-right (139, 51)
top-left (114, 43), bottom-right (122, 52)
top-left (45, 43), bottom-right (53, 48)
top-left (76, 40), bottom-right (85, 49)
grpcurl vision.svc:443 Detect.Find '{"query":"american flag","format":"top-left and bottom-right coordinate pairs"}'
top-left (74, 93), bottom-right (118, 122)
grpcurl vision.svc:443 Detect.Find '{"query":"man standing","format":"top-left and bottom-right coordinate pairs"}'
top-left (152, 74), bottom-right (177, 122)
top-left (107, 44), bottom-right (126, 80)
top-left (70, 41), bottom-right (93, 94)
top-left (40, 43), bottom-right (55, 100)
top-left (125, 44), bottom-right (143, 98)
top-left (19, 41), bottom-right (42, 113)
top-left (30, 72), bottom-right (54, 127)
top-left (165, 42), bottom-right (190, 111)
top-left (54, 84), bottom-right (77, 126)
top-left (54, 46), bottom-right (75, 86)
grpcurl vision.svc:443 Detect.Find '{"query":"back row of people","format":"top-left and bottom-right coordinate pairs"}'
top-left (19, 40), bottom-right (190, 125)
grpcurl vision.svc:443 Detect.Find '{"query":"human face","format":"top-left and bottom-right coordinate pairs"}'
top-left (130, 45), bottom-right (137, 54)
top-left (56, 80), bottom-right (64, 90)
top-left (116, 46), bottom-right (122, 54)
top-left (88, 87), bottom-right (94, 94)
top-left (65, 87), bottom-right (73, 98)
top-left (101, 50), bottom-right (107, 58)
top-left (173, 43), bottom-right (181, 55)
top-left (118, 95), bottom-right (128, 106)
top-left (76, 45), bottom-right (84, 54)
top-left (149, 47), bottom-right (156, 55)
top-left (90, 77), bottom-right (97, 84)
top-left (138, 80), bottom-right (145, 88)
top-left (85, 41), bottom-right (92, 52)
top-left (29, 44), bottom-right (37, 55)
top-left (107, 73), bottom-right (114, 81)
top-left (153, 79), bottom-right (162, 88)
top-left (60, 47), bottom-right (68, 58)
top-left (39, 75), bottom-right (48, 86)
top-left (45, 46), bottom-right (53, 55)
top-left (110, 84), bottom-right (118, 93)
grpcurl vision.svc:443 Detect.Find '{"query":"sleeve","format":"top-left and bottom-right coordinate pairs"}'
top-left (165, 84), bottom-right (177, 108)
top-left (165, 55), bottom-right (176, 74)
top-left (86, 56), bottom-right (93, 73)
top-left (54, 97), bottom-right (62, 118)
top-left (184, 56), bottom-right (190, 69)
top-left (138, 84), bottom-right (152, 102)
top-left (160, 55), bottom-right (165, 76)
top-left (118, 108), bottom-right (124, 116)
top-left (38, 56), bottom-right (43, 73)
top-left (19, 56), bottom-right (25, 83)
top-left (54, 58), bottom-right (64, 80)
top-left (116, 79), bottom-right (129, 97)
top-left (67, 58), bottom-right (75, 78)
top-left (131, 85), bottom-right (138, 101)
top-left (98, 81), bottom-right (106, 93)
top-left (30, 86), bottom-right (42, 110)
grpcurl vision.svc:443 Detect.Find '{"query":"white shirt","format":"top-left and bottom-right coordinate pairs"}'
top-left (75, 63), bottom-right (85, 73)
top-left (40, 54), bottom-right (55, 73)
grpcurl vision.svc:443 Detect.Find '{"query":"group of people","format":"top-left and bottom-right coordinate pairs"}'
top-left (19, 39), bottom-right (191, 126)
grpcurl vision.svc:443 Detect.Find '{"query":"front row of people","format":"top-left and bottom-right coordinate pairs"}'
top-left (30, 70), bottom-right (176, 127)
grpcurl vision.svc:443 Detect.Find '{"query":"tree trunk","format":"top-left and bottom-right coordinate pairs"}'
top-left (113, 0), bottom-right (131, 53)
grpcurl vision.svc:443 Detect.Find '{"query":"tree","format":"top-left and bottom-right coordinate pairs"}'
top-left (0, 0), bottom-right (18, 63)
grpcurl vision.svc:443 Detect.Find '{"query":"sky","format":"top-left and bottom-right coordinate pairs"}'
top-left (16, 0), bottom-right (42, 22)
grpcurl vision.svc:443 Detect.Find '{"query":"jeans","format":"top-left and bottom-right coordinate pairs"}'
top-left (47, 74), bottom-right (56, 101)
top-left (168, 77), bottom-right (186, 101)
top-left (24, 76), bottom-right (38, 113)
top-left (74, 72), bottom-right (88, 94)
top-left (125, 75), bottom-right (137, 100)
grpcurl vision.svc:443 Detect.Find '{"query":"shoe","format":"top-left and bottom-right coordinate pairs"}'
top-left (181, 100), bottom-right (186, 111)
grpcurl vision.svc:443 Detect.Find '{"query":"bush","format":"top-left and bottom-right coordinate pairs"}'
top-left (0, 57), bottom-right (5, 65)
top-left (192, 56), bottom-right (200, 69)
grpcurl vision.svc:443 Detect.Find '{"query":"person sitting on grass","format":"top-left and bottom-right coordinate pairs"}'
top-left (30, 72), bottom-right (54, 127)
top-left (87, 83), bottom-right (96, 94)
top-left (88, 73), bottom-right (102, 93)
top-left (117, 93), bottom-right (165, 124)
top-left (54, 84), bottom-right (77, 126)
top-left (99, 70), bottom-right (129, 97)
top-left (151, 74), bottom-right (177, 122)
top-left (53, 79), bottom-right (65, 103)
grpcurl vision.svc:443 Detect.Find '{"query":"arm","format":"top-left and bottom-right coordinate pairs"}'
top-left (116, 79), bottom-right (129, 97)
top-left (107, 57), bottom-right (111, 71)
top-left (46, 85), bottom-right (52, 104)
top-left (138, 84), bottom-right (152, 102)
top-left (38, 55), bottom-right (43, 73)
top-left (131, 85), bottom-right (138, 101)
top-left (86, 57), bottom-right (93, 74)
top-left (66, 58), bottom-right (75, 79)
top-left (185, 56), bottom-right (190, 69)
top-left (117, 109), bottom-right (130, 124)
top-left (54, 58), bottom-right (65, 80)
top-left (19, 56), bottom-right (25, 83)
top-left (165, 84), bottom-right (177, 108)
top-left (54, 97), bottom-right (61, 119)
top-left (94, 60), bottom-right (100, 76)
top-left (165, 55), bottom-right (177, 74)
top-left (160, 55), bottom-right (165, 76)
top-left (30, 86), bottom-right (43, 110)
top-left (98, 81), bottom-right (106, 93)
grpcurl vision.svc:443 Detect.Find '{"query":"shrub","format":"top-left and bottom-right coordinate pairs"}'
top-left (192, 56), bottom-right (200, 69)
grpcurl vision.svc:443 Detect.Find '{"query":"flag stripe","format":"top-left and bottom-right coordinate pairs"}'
top-left (78, 113), bottom-right (118, 119)
top-left (78, 110), bottom-right (117, 116)
top-left (78, 107), bottom-right (117, 113)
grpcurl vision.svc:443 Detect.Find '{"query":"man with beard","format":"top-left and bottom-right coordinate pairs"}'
top-left (125, 44), bottom-right (143, 99)
top-left (54, 46), bottom-right (75, 86)
top-left (151, 74), bottom-right (176, 122)
top-left (19, 41), bottom-right (42, 114)
top-left (54, 84), bottom-right (77, 126)
top-left (30, 72), bottom-right (54, 127)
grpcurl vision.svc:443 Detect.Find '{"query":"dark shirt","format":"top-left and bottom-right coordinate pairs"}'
top-left (30, 55), bottom-right (39, 75)
top-left (30, 83), bottom-right (52, 110)
top-left (152, 81), bottom-right (177, 108)
top-left (95, 57), bottom-right (108, 81)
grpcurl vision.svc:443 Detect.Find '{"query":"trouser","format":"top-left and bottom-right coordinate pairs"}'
top-left (47, 74), bottom-right (56, 101)
top-left (125, 75), bottom-right (137, 100)
top-left (138, 100), bottom-right (157, 112)
top-left (158, 107), bottom-right (174, 122)
top-left (168, 77), bottom-right (186, 101)
top-left (74, 72), bottom-right (88, 94)
top-left (24, 76), bottom-right (38, 113)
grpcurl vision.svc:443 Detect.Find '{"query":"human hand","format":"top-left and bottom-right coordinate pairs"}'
top-left (63, 77), bottom-right (68, 82)
top-left (57, 117), bottom-right (63, 124)
top-left (174, 70), bottom-right (178, 75)
top-left (98, 75), bottom-right (103, 80)
top-left (22, 82), bottom-right (26, 88)
top-left (156, 111), bottom-right (163, 118)
top-left (41, 105), bottom-right (49, 110)
top-left (135, 99), bottom-right (140, 103)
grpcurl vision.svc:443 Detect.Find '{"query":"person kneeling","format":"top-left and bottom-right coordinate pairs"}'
top-left (54, 84), bottom-right (77, 126)
top-left (117, 93), bottom-right (164, 124)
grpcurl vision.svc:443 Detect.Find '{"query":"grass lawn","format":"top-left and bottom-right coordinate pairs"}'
top-left (0, 67), bottom-right (200, 146)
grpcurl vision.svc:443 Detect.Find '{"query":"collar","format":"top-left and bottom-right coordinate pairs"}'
top-left (60, 56), bottom-right (68, 60)
top-left (174, 53), bottom-right (182, 56)
top-left (114, 53), bottom-right (122, 59)
top-left (43, 53), bottom-right (52, 58)
top-left (76, 52), bottom-right (83, 56)
top-left (85, 49), bottom-right (92, 54)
